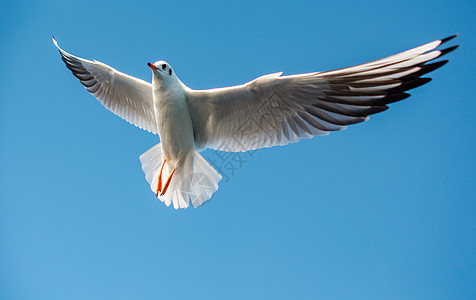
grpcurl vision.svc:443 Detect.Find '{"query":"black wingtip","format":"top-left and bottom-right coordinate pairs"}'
top-left (379, 93), bottom-right (411, 105)
top-left (391, 77), bottom-right (432, 93)
top-left (407, 60), bottom-right (449, 78)
top-left (440, 34), bottom-right (458, 44)
top-left (439, 45), bottom-right (459, 57)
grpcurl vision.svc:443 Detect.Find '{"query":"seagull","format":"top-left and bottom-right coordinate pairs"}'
top-left (53, 35), bottom-right (458, 209)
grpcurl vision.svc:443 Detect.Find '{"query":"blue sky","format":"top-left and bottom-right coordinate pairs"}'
top-left (1, 0), bottom-right (475, 299)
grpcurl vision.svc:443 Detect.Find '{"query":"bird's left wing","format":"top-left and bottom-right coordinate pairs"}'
top-left (187, 35), bottom-right (458, 152)
top-left (53, 37), bottom-right (158, 134)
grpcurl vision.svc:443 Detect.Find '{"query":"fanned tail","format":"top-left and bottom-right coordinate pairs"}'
top-left (139, 143), bottom-right (222, 209)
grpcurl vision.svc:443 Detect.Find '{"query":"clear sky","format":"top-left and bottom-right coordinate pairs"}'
top-left (1, 0), bottom-right (475, 299)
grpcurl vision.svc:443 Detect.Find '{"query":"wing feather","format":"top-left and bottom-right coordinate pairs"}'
top-left (53, 37), bottom-right (157, 134)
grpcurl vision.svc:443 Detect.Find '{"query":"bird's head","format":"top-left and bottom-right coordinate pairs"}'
top-left (147, 60), bottom-right (178, 84)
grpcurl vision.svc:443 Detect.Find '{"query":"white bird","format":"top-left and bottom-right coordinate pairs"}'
top-left (53, 35), bottom-right (458, 209)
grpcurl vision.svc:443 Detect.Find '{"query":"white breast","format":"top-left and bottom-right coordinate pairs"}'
top-left (152, 80), bottom-right (195, 169)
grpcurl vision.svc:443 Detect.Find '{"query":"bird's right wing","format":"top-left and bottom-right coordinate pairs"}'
top-left (186, 35), bottom-right (458, 152)
top-left (53, 37), bottom-right (158, 134)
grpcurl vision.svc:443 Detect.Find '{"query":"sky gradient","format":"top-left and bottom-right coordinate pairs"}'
top-left (1, 0), bottom-right (476, 299)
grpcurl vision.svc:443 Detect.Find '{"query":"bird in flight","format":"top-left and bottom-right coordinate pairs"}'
top-left (53, 35), bottom-right (458, 209)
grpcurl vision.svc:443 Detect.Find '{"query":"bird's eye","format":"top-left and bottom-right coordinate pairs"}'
top-left (162, 64), bottom-right (167, 70)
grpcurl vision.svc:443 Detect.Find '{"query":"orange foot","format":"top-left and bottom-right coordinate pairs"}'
top-left (155, 156), bottom-right (166, 197)
top-left (160, 169), bottom-right (175, 196)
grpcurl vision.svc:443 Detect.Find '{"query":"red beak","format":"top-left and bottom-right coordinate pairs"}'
top-left (147, 62), bottom-right (158, 70)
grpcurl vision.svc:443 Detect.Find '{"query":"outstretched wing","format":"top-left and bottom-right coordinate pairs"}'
top-left (53, 37), bottom-right (158, 134)
top-left (187, 35), bottom-right (458, 152)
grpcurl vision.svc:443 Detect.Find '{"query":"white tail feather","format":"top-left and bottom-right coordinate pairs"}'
top-left (139, 143), bottom-right (222, 209)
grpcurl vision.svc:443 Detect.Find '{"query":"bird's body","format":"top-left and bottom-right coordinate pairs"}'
top-left (53, 35), bottom-right (458, 209)
top-left (151, 62), bottom-right (194, 180)
top-left (144, 61), bottom-right (220, 208)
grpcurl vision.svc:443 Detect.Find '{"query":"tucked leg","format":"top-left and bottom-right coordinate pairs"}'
top-left (160, 169), bottom-right (176, 196)
top-left (155, 156), bottom-right (166, 197)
